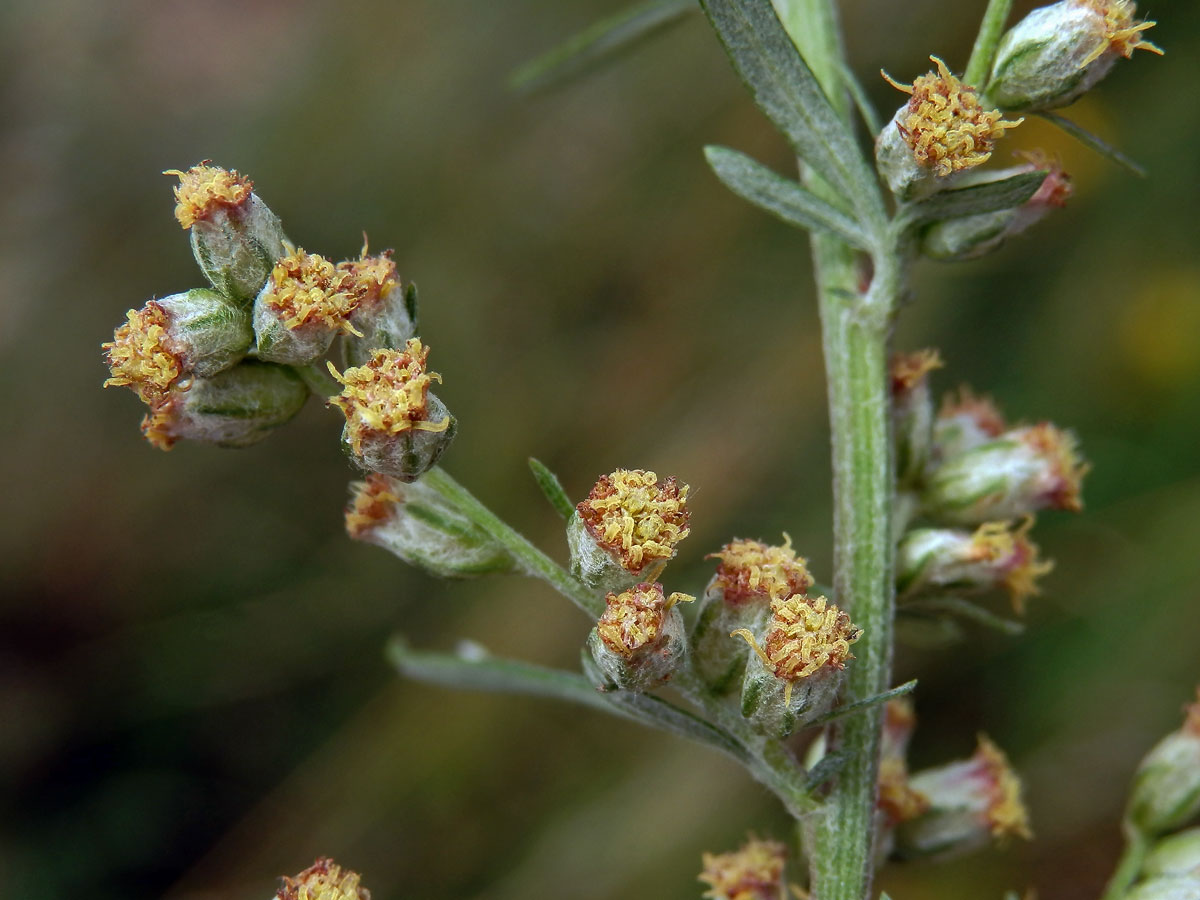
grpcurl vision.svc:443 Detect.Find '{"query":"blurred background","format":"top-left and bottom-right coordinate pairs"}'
top-left (1, 0), bottom-right (1197, 897)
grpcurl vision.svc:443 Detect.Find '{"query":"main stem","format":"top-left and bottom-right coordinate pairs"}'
top-left (775, 2), bottom-right (897, 898)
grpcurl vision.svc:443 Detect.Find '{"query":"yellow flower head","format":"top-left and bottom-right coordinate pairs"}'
top-left (277, 858), bottom-right (370, 900)
top-left (699, 835), bottom-right (787, 900)
top-left (884, 57), bottom-right (1022, 177)
top-left (577, 469), bottom-right (691, 574)
top-left (164, 163), bottom-right (253, 229)
top-left (973, 735), bottom-right (1033, 839)
top-left (939, 386), bottom-right (1007, 438)
top-left (597, 582), bottom-right (693, 657)
top-left (1019, 423), bottom-right (1089, 512)
top-left (968, 519), bottom-right (1054, 614)
top-left (337, 243), bottom-right (401, 309)
top-left (890, 348), bottom-right (944, 396)
top-left (1078, 0), bottom-right (1163, 68)
top-left (138, 394), bottom-right (184, 451)
top-left (261, 247), bottom-right (363, 334)
top-left (345, 473), bottom-right (402, 540)
top-left (707, 535), bottom-right (813, 604)
top-left (102, 303), bottom-right (184, 402)
top-left (327, 339), bottom-right (450, 456)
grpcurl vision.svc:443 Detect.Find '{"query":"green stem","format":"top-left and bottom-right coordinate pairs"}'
top-left (963, 0), bottom-right (1013, 88)
top-left (295, 360), bottom-right (341, 397)
top-left (1100, 825), bottom-right (1150, 900)
top-left (779, 2), bottom-right (899, 898)
top-left (422, 466), bottom-right (605, 618)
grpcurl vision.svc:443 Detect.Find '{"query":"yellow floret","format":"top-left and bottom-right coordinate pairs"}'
top-left (699, 835), bottom-right (787, 900)
top-left (261, 247), bottom-right (363, 334)
top-left (890, 348), bottom-right (944, 395)
top-left (1079, 0), bottom-right (1163, 67)
top-left (164, 163), bottom-right (252, 229)
top-left (337, 243), bottom-right (401, 308)
top-left (975, 735), bottom-right (1033, 839)
top-left (577, 469), bottom-right (691, 574)
top-left (102, 303), bottom-right (184, 401)
top-left (345, 473), bottom-right (401, 539)
top-left (276, 858), bottom-right (369, 900)
top-left (597, 583), bottom-right (691, 657)
top-left (707, 535), bottom-right (813, 603)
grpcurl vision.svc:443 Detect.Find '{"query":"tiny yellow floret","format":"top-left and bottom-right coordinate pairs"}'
top-left (327, 339), bottom-right (450, 456)
top-left (164, 163), bottom-right (253, 229)
top-left (707, 535), bottom-right (813, 604)
top-left (337, 242), bottom-right (401, 308)
top-left (103, 303), bottom-right (185, 402)
top-left (578, 469), bottom-right (691, 574)
top-left (1078, 0), bottom-right (1163, 67)
top-left (261, 247), bottom-right (363, 334)
top-left (884, 57), bottom-right (1022, 176)
top-left (597, 582), bottom-right (692, 657)
top-left (974, 735), bottom-right (1033, 839)
top-left (890, 348), bottom-right (944, 396)
top-left (345, 473), bottom-right (401, 539)
top-left (1020, 423), bottom-right (1089, 512)
top-left (277, 858), bottom-right (370, 900)
top-left (699, 835), bottom-right (787, 900)
top-left (139, 399), bottom-right (180, 452)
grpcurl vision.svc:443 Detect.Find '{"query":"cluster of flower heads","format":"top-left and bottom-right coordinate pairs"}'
top-left (276, 858), bottom-right (369, 900)
top-left (101, 163), bottom-right (454, 479)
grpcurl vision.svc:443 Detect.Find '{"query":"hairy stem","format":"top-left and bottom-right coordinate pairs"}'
top-left (963, 0), bottom-right (1013, 88)
top-left (1100, 824), bottom-right (1150, 900)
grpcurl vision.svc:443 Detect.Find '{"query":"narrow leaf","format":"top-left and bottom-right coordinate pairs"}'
top-left (603, 690), bottom-right (753, 765)
top-left (900, 170), bottom-right (1045, 226)
top-left (698, 0), bottom-right (884, 230)
top-left (528, 457), bottom-right (575, 520)
top-left (804, 750), bottom-right (849, 792)
top-left (510, 0), bottom-right (694, 93)
top-left (1035, 111), bottom-right (1147, 177)
top-left (705, 146), bottom-right (871, 249)
top-left (805, 679), bottom-right (919, 728)
top-left (904, 596), bottom-right (1025, 635)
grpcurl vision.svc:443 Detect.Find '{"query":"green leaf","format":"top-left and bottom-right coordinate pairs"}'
top-left (805, 679), bottom-right (919, 728)
top-left (902, 596), bottom-right (1025, 635)
top-left (899, 170), bottom-right (1045, 227)
top-left (1035, 111), bottom-right (1147, 178)
top-left (698, 0), bottom-right (884, 233)
top-left (705, 146), bottom-right (872, 249)
top-left (602, 689), bottom-right (753, 765)
top-left (528, 457), bottom-right (575, 520)
top-left (510, 0), bottom-right (694, 93)
top-left (804, 749), bottom-right (849, 792)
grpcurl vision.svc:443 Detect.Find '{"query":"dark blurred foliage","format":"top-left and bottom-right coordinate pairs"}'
top-left (1, 1), bottom-right (1197, 898)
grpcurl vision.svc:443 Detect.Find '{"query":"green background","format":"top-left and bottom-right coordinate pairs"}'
top-left (2, 1), bottom-right (1197, 897)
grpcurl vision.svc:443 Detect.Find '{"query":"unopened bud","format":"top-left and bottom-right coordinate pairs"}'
top-left (932, 387), bottom-right (1008, 464)
top-left (733, 594), bottom-right (860, 738)
top-left (255, 247), bottom-right (364, 366)
top-left (897, 518), bottom-right (1053, 614)
top-left (698, 835), bottom-right (787, 900)
top-left (892, 349), bottom-right (943, 486)
top-left (138, 360), bottom-right (307, 451)
top-left (338, 245), bottom-right (418, 368)
top-left (1123, 877), bottom-right (1200, 900)
top-left (165, 163), bottom-right (288, 302)
top-left (986, 0), bottom-right (1162, 111)
top-left (102, 289), bottom-right (252, 403)
top-left (346, 473), bottom-right (517, 577)
top-left (922, 154), bottom-right (1073, 261)
top-left (876, 57), bottom-right (1022, 200)
top-left (327, 339), bottom-right (456, 481)
top-left (691, 536), bottom-right (813, 693)
top-left (896, 735), bottom-right (1032, 858)
top-left (1128, 692), bottom-right (1200, 835)
top-left (923, 423), bottom-right (1088, 524)
top-left (276, 857), bottom-right (370, 900)
top-left (587, 582), bottom-right (692, 691)
top-left (568, 469), bottom-right (690, 594)
top-left (1145, 828), bottom-right (1200, 879)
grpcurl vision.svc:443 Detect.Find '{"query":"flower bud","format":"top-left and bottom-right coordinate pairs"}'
top-left (586, 582), bottom-right (692, 691)
top-left (922, 154), bottom-right (1073, 261)
top-left (698, 835), bottom-right (788, 900)
top-left (138, 360), bottom-right (308, 451)
top-left (1128, 692), bottom-right (1200, 835)
top-left (896, 518), bottom-right (1053, 614)
top-left (165, 164), bottom-right (288, 302)
top-left (1145, 828), bottom-right (1200, 879)
top-left (876, 57), bottom-right (1022, 200)
top-left (338, 245), bottom-right (418, 368)
top-left (932, 387), bottom-right (1008, 465)
top-left (922, 423), bottom-right (1088, 524)
top-left (892, 349), bottom-right (943, 486)
top-left (691, 536), bottom-right (813, 694)
top-left (733, 594), bottom-right (861, 738)
top-left (254, 247), bottom-right (364, 366)
top-left (986, 0), bottom-right (1162, 111)
top-left (1123, 877), bottom-right (1200, 900)
top-left (327, 339), bottom-right (456, 481)
top-left (895, 735), bottom-right (1032, 858)
top-left (276, 857), bottom-right (370, 900)
top-left (345, 473), bottom-right (517, 577)
top-left (568, 469), bottom-right (690, 594)
top-left (102, 289), bottom-right (253, 403)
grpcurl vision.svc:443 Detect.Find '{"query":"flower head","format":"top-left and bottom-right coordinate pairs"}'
top-left (597, 583), bottom-right (692, 657)
top-left (706, 535), bottom-right (813, 605)
top-left (891, 348), bottom-right (944, 396)
top-left (345, 473), bottom-right (402, 540)
top-left (102, 303), bottom-right (184, 402)
top-left (277, 858), bottom-right (370, 900)
top-left (164, 163), bottom-right (252, 229)
top-left (338, 243), bottom-right (401, 310)
top-left (699, 835), bottom-right (787, 900)
top-left (884, 57), bottom-right (1022, 177)
top-left (910, 734), bottom-right (1032, 840)
top-left (878, 697), bottom-right (931, 826)
top-left (1078, 0), bottom-right (1162, 67)
top-left (261, 247), bottom-right (362, 335)
top-left (576, 469), bottom-right (690, 575)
